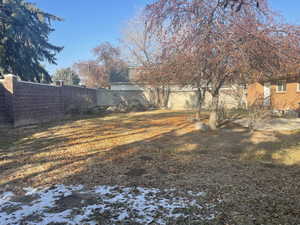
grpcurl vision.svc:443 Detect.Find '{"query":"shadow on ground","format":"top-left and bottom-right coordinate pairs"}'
top-left (1, 109), bottom-right (300, 224)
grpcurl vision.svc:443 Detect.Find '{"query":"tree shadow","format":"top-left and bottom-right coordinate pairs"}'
top-left (1, 111), bottom-right (300, 222)
top-left (2, 113), bottom-right (300, 189)
top-left (0, 110), bottom-right (198, 189)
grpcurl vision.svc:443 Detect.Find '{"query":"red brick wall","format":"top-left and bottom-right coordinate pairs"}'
top-left (247, 81), bottom-right (300, 111)
top-left (247, 82), bottom-right (264, 107)
top-left (270, 82), bottom-right (300, 110)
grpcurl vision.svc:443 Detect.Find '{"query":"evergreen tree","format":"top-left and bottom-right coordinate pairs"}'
top-left (0, 0), bottom-right (63, 82)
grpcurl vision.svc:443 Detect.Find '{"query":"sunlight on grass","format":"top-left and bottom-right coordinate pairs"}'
top-left (272, 148), bottom-right (300, 165)
top-left (175, 143), bottom-right (198, 153)
top-left (1, 109), bottom-right (300, 190)
top-left (241, 130), bottom-right (300, 165)
top-left (0, 110), bottom-right (196, 188)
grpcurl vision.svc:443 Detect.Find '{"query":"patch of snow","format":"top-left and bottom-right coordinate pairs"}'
top-left (0, 192), bottom-right (14, 205)
top-left (187, 190), bottom-right (206, 197)
top-left (23, 187), bottom-right (38, 195)
top-left (0, 185), bottom-right (217, 225)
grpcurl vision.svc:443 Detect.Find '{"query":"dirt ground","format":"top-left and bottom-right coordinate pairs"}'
top-left (1, 110), bottom-right (300, 224)
top-left (236, 117), bottom-right (300, 131)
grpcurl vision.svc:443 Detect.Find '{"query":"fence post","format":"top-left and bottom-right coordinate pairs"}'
top-left (2, 74), bottom-right (18, 125)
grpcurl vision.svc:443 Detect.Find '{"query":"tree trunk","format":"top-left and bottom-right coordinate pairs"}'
top-left (162, 86), bottom-right (170, 108)
top-left (196, 108), bottom-right (201, 120)
top-left (195, 87), bottom-right (205, 120)
top-left (154, 86), bottom-right (170, 109)
top-left (161, 85), bottom-right (166, 108)
top-left (208, 94), bottom-right (219, 130)
top-left (155, 87), bottom-right (161, 107)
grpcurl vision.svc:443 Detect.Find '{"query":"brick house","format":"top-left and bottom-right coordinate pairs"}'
top-left (247, 77), bottom-right (300, 114)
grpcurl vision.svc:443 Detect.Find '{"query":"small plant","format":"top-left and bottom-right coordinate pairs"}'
top-left (247, 104), bottom-right (271, 131)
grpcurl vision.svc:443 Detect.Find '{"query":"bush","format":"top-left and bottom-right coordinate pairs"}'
top-left (247, 105), bottom-right (272, 131)
top-left (107, 99), bottom-right (148, 113)
top-left (217, 106), bottom-right (248, 124)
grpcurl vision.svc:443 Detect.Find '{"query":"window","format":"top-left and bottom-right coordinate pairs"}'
top-left (276, 80), bottom-right (286, 92)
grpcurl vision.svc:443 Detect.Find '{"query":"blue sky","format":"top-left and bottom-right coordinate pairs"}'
top-left (33, 0), bottom-right (300, 74)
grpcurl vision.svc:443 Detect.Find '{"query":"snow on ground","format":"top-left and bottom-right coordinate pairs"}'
top-left (0, 185), bottom-right (217, 225)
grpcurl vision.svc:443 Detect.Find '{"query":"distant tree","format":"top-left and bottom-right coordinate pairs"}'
top-left (74, 61), bottom-right (108, 88)
top-left (52, 68), bottom-right (80, 86)
top-left (0, 0), bottom-right (63, 82)
top-left (75, 42), bottom-right (128, 88)
top-left (93, 42), bottom-right (128, 83)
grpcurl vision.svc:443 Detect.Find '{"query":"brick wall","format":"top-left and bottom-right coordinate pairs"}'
top-left (0, 82), bottom-right (7, 124)
top-left (0, 75), bottom-right (98, 127)
top-left (247, 82), bottom-right (264, 107)
top-left (247, 81), bottom-right (300, 111)
top-left (270, 82), bottom-right (300, 110)
top-left (13, 81), bottom-right (63, 127)
top-left (61, 85), bottom-right (97, 113)
top-left (0, 74), bottom-right (251, 127)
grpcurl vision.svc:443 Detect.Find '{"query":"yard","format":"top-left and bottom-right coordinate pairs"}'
top-left (1, 110), bottom-right (300, 224)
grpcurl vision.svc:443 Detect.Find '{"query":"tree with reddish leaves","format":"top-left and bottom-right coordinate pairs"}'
top-left (93, 42), bottom-right (128, 83)
top-left (74, 60), bottom-right (108, 88)
top-left (144, 0), bottom-right (300, 130)
top-left (75, 42), bottom-right (128, 88)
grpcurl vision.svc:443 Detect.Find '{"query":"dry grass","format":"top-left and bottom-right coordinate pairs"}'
top-left (1, 109), bottom-right (300, 224)
top-left (0, 110), bottom-right (197, 189)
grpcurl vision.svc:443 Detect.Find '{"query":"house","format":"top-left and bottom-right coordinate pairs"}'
top-left (247, 77), bottom-right (300, 115)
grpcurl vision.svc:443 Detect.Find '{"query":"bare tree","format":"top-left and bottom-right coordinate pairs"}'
top-left (144, 0), bottom-right (300, 130)
top-left (220, 0), bottom-right (261, 11)
top-left (121, 12), bottom-right (163, 67)
top-left (121, 12), bottom-right (172, 108)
